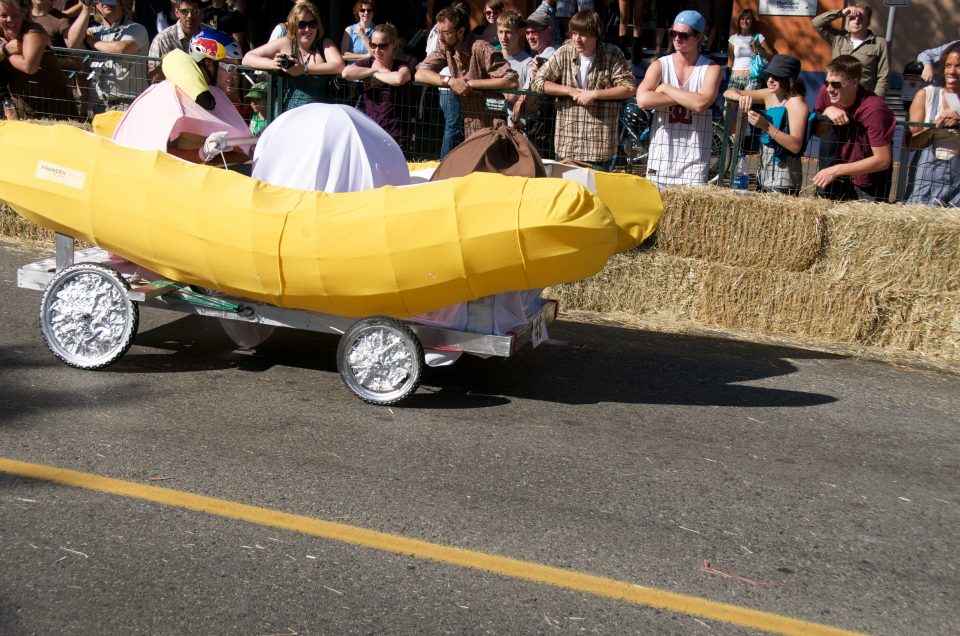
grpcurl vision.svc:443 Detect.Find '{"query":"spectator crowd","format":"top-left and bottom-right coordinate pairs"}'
top-left (0, 0), bottom-right (957, 207)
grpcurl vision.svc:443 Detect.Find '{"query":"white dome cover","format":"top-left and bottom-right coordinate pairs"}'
top-left (252, 103), bottom-right (410, 192)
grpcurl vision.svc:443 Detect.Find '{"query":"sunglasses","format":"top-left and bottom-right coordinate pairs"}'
top-left (825, 80), bottom-right (848, 89)
top-left (484, 10), bottom-right (500, 16)
top-left (177, 8), bottom-right (200, 15)
top-left (369, 41), bottom-right (391, 50)
top-left (298, 20), bottom-right (317, 29)
top-left (358, 8), bottom-right (372, 13)
top-left (668, 29), bottom-right (695, 42)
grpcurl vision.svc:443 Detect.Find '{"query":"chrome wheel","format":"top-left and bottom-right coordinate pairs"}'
top-left (337, 316), bottom-right (423, 405)
top-left (39, 262), bottom-right (138, 369)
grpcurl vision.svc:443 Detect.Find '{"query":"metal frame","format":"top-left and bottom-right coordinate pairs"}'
top-left (19, 235), bottom-right (558, 360)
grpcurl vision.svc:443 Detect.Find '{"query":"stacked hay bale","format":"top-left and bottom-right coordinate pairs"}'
top-left (550, 187), bottom-right (960, 366)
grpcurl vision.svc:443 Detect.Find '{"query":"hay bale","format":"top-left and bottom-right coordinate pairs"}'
top-left (814, 202), bottom-right (960, 292)
top-left (868, 289), bottom-right (960, 358)
top-left (655, 186), bottom-right (823, 272)
top-left (700, 263), bottom-right (878, 343)
top-left (546, 251), bottom-right (708, 322)
top-left (0, 201), bottom-right (55, 243)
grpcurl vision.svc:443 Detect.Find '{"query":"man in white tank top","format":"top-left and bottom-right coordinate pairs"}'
top-left (636, 10), bottom-right (721, 188)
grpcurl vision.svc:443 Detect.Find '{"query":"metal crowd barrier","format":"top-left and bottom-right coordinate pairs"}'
top-left (720, 97), bottom-right (956, 205)
top-left (5, 47), bottom-right (955, 207)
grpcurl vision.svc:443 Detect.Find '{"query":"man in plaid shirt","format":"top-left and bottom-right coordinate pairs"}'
top-left (529, 10), bottom-right (634, 167)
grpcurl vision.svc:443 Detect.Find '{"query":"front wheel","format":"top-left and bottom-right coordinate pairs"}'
top-left (337, 316), bottom-right (424, 405)
top-left (39, 262), bottom-right (139, 369)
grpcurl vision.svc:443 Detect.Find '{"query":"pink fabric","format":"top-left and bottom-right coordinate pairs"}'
top-left (112, 82), bottom-right (253, 154)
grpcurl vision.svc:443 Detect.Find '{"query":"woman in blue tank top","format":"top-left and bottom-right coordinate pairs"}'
top-left (340, 0), bottom-right (376, 63)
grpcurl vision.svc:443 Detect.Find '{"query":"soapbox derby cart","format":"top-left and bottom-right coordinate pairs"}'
top-left (3, 103), bottom-right (660, 406)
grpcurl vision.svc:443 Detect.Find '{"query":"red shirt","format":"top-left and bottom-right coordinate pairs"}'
top-left (815, 85), bottom-right (896, 188)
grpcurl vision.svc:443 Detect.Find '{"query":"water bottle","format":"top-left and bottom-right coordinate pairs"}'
top-left (732, 152), bottom-right (749, 191)
top-left (2, 97), bottom-right (16, 121)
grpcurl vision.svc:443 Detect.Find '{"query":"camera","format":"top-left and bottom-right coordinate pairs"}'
top-left (535, 56), bottom-right (547, 66)
top-left (277, 54), bottom-right (295, 69)
top-left (80, 0), bottom-right (95, 6)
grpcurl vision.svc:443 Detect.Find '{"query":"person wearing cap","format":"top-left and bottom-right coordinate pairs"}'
top-left (811, 55), bottom-right (895, 201)
top-left (525, 11), bottom-right (556, 64)
top-left (724, 54), bottom-right (808, 195)
top-left (246, 80), bottom-right (268, 136)
top-left (519, 11), bottom-right (557, 154)
top-left (529, 10), bottom-right (634, 168)
top-left (529, 0), bottom-right (562, 48)
top-left (812, 3), bottom-right (888, 97)
top-left (77, 0), bottom-right (149, 111)
top-left (636, 9), bottom-right (721, 188)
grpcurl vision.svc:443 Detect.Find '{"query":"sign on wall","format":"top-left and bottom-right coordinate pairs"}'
top-left (759, 0), bottom-right (818, 17)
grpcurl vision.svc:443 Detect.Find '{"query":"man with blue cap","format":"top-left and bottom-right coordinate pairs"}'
top-left (635, 9), bottom-right (721, 188)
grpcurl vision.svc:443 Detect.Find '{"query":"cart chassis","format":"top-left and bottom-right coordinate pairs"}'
top-left (18, 234), bottom-right (557, 402)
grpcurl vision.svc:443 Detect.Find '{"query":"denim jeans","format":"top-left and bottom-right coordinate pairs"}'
top-left (439, 89), bottom-right (463, 158)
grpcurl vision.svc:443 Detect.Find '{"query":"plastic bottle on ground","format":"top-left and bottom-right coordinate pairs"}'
top-left (2, 97), bottom-right (16, 121)
top-left (732, 152), bottom-right (749, 191)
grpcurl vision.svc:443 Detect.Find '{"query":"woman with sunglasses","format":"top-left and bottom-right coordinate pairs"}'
top-left (243, 2), bottom-right (343, 111)
top-left (340, 0), bottom-right (375, 63)
top-left (905, 43), bottom-right (960, 207)
top-left (341, 22), bottom-right (412, 150)
top-left (472, 0), bottom-right (503, 46)
top-left (724, 54), bottom-right (807, 195)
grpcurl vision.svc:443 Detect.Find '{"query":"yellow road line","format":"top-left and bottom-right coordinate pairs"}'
top-left (1, 457), bottom-right (862, 636)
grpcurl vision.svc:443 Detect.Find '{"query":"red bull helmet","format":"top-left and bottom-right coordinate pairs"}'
top-left (189, 28), bottom-right (242, 63)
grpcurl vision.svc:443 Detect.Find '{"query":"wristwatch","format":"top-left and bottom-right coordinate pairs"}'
top-left (0, 42), bottom-right (7, 58)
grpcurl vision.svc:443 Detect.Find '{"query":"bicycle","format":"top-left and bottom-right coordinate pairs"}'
top-left (614, 101), bottom-right (732, 184)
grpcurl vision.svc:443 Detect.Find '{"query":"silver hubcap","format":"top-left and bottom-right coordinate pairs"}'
top-left (347, 327), bottom-right (414, 393)
top-left (47, 272), bottom-right (129, 360)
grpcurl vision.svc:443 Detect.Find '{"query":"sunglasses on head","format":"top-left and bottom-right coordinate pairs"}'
top-left (298, 20), bottom-right (317, 28)
top-left (369, 41), bottom-right (390, 49)
top-left (668, 29), bottom-right (695, 42)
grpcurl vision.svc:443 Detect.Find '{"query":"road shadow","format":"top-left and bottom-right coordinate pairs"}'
top-left (121, 315), bottom-right (839, 408)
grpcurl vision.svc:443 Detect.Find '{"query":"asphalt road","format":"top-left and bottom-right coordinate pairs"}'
top-left (1, 241), bottom-right (958, 635)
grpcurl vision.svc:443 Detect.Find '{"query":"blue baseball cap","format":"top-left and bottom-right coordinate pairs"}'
top-left (674, 10), bottom-right (706, 34)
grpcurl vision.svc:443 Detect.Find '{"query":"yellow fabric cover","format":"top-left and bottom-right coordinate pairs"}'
top-left (0, 121), bottom-right (663, 318)
top-left (92, 110), bottom-right (124, 139)
top-left (161, 48), bottom-right (209, 103)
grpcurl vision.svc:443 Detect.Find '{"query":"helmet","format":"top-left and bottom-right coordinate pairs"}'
top-left (189, 28), bottom-right (242, 63)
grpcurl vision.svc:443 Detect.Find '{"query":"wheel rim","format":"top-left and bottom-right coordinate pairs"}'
top-left (344, 326), bottom-right (416, 400)
top-left (42, 270), bottom-right (133, 367)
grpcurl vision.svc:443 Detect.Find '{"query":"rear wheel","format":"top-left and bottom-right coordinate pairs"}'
top-left (337, 316), bottom-right (424, 405)
top-left (39, 262), bottom-right (139, 369)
